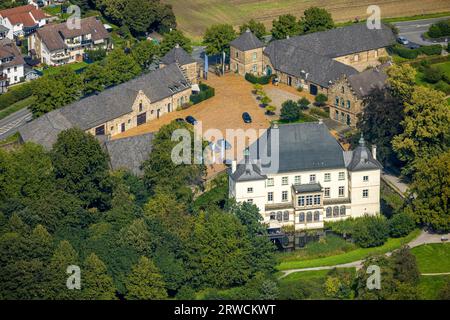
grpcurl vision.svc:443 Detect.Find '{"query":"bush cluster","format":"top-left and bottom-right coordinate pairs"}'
top-left (392, 44), bottom-right (442, 60)
top-left (0, 83), bottom-right (33, 111)
top-left (245, 73), bottom-right (272, 85)
top-left (327, 214), bottom-right (413, 248)
top-left (189, 83), bottom-right (215, 104)
top-left (427, 19), bottom-right (450, 39)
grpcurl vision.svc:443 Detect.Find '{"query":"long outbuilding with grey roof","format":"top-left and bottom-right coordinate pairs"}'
top-left (19, 63), bottom-right (192, 150)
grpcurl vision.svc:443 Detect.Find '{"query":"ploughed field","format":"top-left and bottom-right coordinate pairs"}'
top-left (164, 0), bottom-right (450, 39)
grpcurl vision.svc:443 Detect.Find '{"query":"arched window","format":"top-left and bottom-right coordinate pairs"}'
top-left (333, 206), bottom-right (339, 217)
top-left (340, 98), bottom-right (345, 107)
top-left (270, 212), bottom-right (276, 220)
top-left (341, 86), bottom-right (345, 94)
top-left (306, 211), bottom-right (312, 222)
top-left (340, 206), bottom-right (346, 216)
top-left (326, 207), bottom-right (332, 218)
top-left (299, 212), bottom-right (305, 223)
top-left (335, 96), bottom-right (339, 106)
top-left (277, 211), bottom-right (282, 222)
top-left (283, 211), bottom-right (289, 222)
top-left (314, 211), bottom-right (320, 221)
top-left (347, 100), bottom-right (351, 109)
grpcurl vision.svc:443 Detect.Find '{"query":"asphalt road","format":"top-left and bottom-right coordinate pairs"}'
top-left (394, 16), bottom-right (450, 46)
top-left (0, 107), bottom-right (32, 141)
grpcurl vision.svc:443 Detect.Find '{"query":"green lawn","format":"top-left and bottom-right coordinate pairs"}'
top-left (41, 62), bottom-right (88, 76)
top-left (447, 97), bottom-right (450, 105)
top-left (434, 61), bottom-right (450, 78)
top-left (277, 229), bottom-right (421, 271)
top-left (411, 243), bottom-right (450, 273)
top-left (280, 268), bottom-right (356, 284)
top-left (418, 275), bottom-right (450, 299)
top-left (277, 234), bottom-right (357, 263)
top-left (0, 96), bottom-right (36, 121)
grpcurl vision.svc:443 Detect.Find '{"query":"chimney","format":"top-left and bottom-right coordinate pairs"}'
top-left (318, 118), bottom-right (323, 124)
top-left (232, 160), bottom-right (237, 173)
top-left (372, 144), bottom-right (377, 160)
top-left (286, 35), bottom-right (290, 39)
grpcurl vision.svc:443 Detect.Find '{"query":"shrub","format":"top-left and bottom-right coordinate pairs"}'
top-left (423, 66), bottom-right (443, 83)
top-left (297, 97), bottom-right (310, 110)
top-left (427, 19), bottom-right (450, 38)
top-left (314, 93), bottom-right (328, 106)
top-left (448, 42), bottom-right (450, 52)
top-left (190, 83), bottom-right (215, 104)
top-left (418, 45), bottom-right (442, 56)
top-left (434, 80), bottom-right (450, 95)
top-left (309, 106), bottom-right (328, 118)
top-left (0, 83), bottom-right (33, 111)
top-left (391, 45), bottom-right (418, 59)
top-left (378, 56), bottom-right (390, 64)
top-left (85, 49), bottom-right (107, 62)
top-left (245, 73), bottom-right (271, 85)
top-left (389, 212), bottom-right (416, 238)
top-left (260, 95), bottom-right (272, 106)
top-left (280, 100), bottom-right (300, 122)
top-left (352, 215), bottom-right (389, 248)
top-left (265, 105), bottom-right (276, 115)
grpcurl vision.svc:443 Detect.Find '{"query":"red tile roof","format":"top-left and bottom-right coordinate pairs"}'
top-left (0, 4), bottom-right (48, 27)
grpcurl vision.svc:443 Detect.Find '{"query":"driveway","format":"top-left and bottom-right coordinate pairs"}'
top-left (113, 73), bottom-right (272, 165)
top-left (394, 17), bottom-right (450, 46)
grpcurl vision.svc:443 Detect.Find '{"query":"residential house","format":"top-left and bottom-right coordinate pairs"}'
top-left (328, 64), bottom-right (389, 127)
top-left (230, 24), bottom-right (395, 96)
top-left (0, 39), bottom-right (25, 90)
top-left (0, 4), bottom-right (48, 40)
top-left (29, 16), bottom-right (111, 66)
top-left (19, 63), bottom-right (192, 149)
top-left (160, 44), bottom-right (198, 83)
top-left (229, 122), bottom-right (382, 230)
top-left (230, 29), bottom-right (265, 76)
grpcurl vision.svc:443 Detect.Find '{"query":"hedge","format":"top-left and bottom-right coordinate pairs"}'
top-left (0, 83), bottom-right (33, 111)
top-left (245, 73), bottom-right (271, 85)
top-left (392, 44), bottom-right (442, 60)
top-left (190, 83), bottom-right (215, 105)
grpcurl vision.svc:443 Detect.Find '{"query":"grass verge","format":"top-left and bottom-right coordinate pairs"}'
top-left (411, 243), bottom-right (450, 273)
top-left (418, 275), bottom-right (450, 299)
top-left (276, 229), bottom-right (421, 271)
top-left (0, 96), bottom-right (35, 121)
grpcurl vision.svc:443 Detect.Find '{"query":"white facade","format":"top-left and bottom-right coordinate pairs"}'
top-left (0, 63), bottom-right (24, 85)
top-left (229, 123), bottom-right (382, 231)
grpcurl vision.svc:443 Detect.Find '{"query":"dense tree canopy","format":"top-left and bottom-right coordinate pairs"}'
top-left (203, 24), bottom-right (237, 56)
top-left (299, 7), bottom-right (334, 33)
top-left (159, 30), bottom-right (192, 55)
top-left (239, 19), bottom-right (267, 40)
top-left (271, 14), bottom-right (301, 40)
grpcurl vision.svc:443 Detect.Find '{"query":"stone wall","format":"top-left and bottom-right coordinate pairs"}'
top-left (230, 46), bottom-right (264, 76)
top-left (327, 76), bottom-right (363, 127)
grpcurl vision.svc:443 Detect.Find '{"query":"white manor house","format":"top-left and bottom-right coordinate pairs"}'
top-left (228, 122), bottom-right (382, 230)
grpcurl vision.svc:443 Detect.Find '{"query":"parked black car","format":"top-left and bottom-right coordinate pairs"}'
top-left (175, 118), bottom-right (185, 123)
top-left (242, 112), bottom-right (252, 123)
top-left (185, 116), bottom-right (197, 125)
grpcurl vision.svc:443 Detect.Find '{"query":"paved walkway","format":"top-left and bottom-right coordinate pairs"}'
top-left (279, 230), bottom-right (450, 278)
top-left (381, 171), bottom-right (410, 197)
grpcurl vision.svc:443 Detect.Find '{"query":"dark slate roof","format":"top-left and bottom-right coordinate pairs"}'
top-left (346, 63), bottom-right (389, 98)
top-left (293, 182), bottom-right (322, 193)
top-left (103, 133), bottom-right (154, 175)
top-left (264, 23), bottom-right (395, 87)
top-left (230, 29), bottom-right (264, 51)
top-left (345, 136), bottom-right (382, 171)
top-left (229, 161), bottom-right (267, 182)
top-left (18, 110), bottom-right (73, 150)
top-left (284, 23), bottom-right (396, 58)
top-left (264, 41), bottom-right (358, 87)
top-left (19, 63), bottom-right (190, 149)
top-left (246, 122), bottom-right (346, 174)
top-left (160, 45), bottom-right (195, 65)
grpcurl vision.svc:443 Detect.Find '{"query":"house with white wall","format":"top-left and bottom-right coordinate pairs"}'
top-left (0, 4), bottom-right (48, 40)
top-left (29, 16), bottom-right (111, 66)
top-left (0, 39), bottom-right (25, 91)
top-left (229, 122), bottom-right (382, 230)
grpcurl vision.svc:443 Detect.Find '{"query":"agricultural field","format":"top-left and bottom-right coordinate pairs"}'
top-left (164, 0), bottom-right (450, 39)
